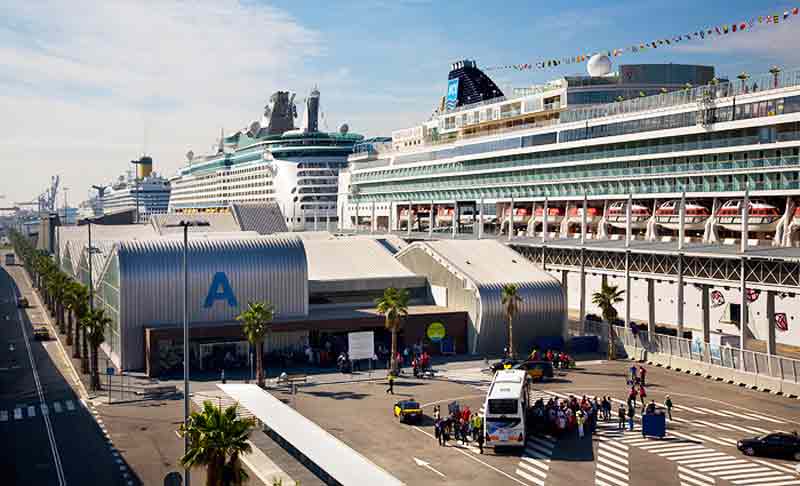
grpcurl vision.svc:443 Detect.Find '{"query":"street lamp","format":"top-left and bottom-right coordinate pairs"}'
top-left (165, 219), bottom-right (210, 486)
top-left (769, 65), bottom-right (782, 89)
top-left (737, 72), bottom-right (750, 93)
top-left (63, 187), bottom-right (69, 224)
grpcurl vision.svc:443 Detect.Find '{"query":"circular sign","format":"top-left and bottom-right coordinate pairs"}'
top-left (427, 322), bottom-right (446, 342)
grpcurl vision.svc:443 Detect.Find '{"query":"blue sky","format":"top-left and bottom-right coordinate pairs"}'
top-left (0, 0), bottom-right (798, 204)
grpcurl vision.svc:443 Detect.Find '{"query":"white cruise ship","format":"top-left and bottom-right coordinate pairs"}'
top-left (101, 156), bottom-right (171, 220)
top-left (168, 89), bottom-right (363, 231)
top-left (340, 59), bottom-right (800, 248)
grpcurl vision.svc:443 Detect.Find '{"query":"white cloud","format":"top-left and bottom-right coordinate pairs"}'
top-left (0, 0), bottom-right (331, 203)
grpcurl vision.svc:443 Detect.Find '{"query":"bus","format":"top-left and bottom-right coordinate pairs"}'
top-left (484, 369), bottom-right (529, 448)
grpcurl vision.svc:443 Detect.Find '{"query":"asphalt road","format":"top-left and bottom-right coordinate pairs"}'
top-left (0, 262), bottom-right (130, 486)
top-left (268, 359), bottom-right (800, 486)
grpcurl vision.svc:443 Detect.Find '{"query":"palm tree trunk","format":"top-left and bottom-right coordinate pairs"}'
top-left (91, 345), bottom-right (100, 391)
top-left (66, 311), bottom-right (73, 346)
top-left (73, 321), bottom-right (81, 359)
top-left (390, 325), bottom-right (398, 374)
top-left (256, 340), bottom-right (264, 388)
top-left (81, 327), bottom-right (89, 374)
top-left (57, 303), bottom-right (65, 334)
top-left (607, 324), bottom-right (616, 360)
top-left (508, 316), bottom-right (514, 359)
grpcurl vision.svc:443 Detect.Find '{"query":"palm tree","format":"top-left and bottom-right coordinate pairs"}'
top-left (85, 308), bottom-right (112, 391)
top-left (50, 272), bottom-right (68, 334)
top-left (179, 401), bottom-right (255, 486)
top-left (501, 284), bottom-right (523, 359)
top-left (64, 283), bottom-right (88, 348)
top-left (375, 287), bottom-right (409, 374)
top-left (592, 282), bottom-right (625, 360)
top-left (236, 302), bottom-right (274, 388)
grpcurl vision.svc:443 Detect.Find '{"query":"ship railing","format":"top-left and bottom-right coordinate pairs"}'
top-left (563, 66), bottom-right (800, 124)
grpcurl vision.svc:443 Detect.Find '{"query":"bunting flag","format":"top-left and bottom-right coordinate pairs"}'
top-left (485, 6), bottom-right (799, 72)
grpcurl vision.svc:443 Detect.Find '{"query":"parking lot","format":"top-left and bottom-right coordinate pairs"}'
top-left (269, 360), bottom-right (800, 486)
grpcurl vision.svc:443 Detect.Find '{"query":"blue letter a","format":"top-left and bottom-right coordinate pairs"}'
top-left (204, 272), bottom-right (238, 308)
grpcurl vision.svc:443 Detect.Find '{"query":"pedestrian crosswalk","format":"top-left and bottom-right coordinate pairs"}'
top-left (1, 400), bottom-right (80, 421)
top-left (515, 435), bottom-right (555, 486)
top-left (595, 440), bottom-right (629, 486)
top-left (614, 431), bottom-right (800, 485)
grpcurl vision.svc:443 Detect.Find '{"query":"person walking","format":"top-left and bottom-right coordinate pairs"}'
top-left (665, 395), bottom-right (673, 420)
top-left (627, 386), bottom-right (637, 411)
top-left (639, 366), bottom-right (647, 386)
top-left (434, 418), bottom-right (442, 446)
top-left (576, 410), bottom-right (586, 439)
top-left (629, 364), bottom-right (638, 385)
top-left (618, 404), bottom-right (626, 430)
top-left (638, 384), bottom-right (647, 407)
top-left (442, 418), bottom-right (450, 446)
top-left (433, 405), bottom-right (441, 421)
top-left (386, 373), bottom-right (395, 394)
top-left (477, 430), bottom-right (485, 454)
top-left (627, 404), bottom-right (635, 431)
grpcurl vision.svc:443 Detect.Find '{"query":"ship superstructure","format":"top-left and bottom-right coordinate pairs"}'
top-left (168, 89), bottom-right (363, 230)
top-left (341, 59), bottom-right (799, 249)
top-left (101, 156), bottom-right (171, 220)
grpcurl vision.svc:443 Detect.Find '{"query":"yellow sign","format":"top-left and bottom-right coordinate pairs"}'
top-left (427, 322), bottom-right (446, 342)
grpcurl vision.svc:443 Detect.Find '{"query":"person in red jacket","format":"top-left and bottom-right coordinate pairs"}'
top-left (638, 385), bottom-right (647, 406)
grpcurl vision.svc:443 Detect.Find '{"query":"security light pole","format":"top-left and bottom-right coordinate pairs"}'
top-left (166, 219), bottom-right (210, 486)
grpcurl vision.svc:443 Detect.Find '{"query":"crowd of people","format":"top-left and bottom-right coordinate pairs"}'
top-left (528, 349), bottom-right (574, 369)
top-left (433, 404), bottom-right (486, 453)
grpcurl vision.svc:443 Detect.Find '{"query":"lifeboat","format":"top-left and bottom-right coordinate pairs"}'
top-left (501, 207), bottom-right (532, 228)
top-left (716, 199), bottom-right (781, 232)
top-left (654, 200), bottom-right (711, 230)
top-left (605, 201), bottom-right (651, 229)
top-left (532, 206), bottom-right (564, 226)
top-left (567, 206), bottom-right (600, 226)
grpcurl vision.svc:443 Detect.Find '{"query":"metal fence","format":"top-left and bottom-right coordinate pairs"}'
top-left (612, 325), bottom-right (800, 384)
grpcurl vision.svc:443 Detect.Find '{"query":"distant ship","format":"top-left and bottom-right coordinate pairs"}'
top-left (99, 156), bottom-right (171, 220)
top-left (167, 88), bottom-right (363, 231)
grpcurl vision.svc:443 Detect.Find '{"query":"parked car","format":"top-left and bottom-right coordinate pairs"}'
top-left (17, 297), bottom-right (29, 308)
top-left (514, 360), bottom-right (554, 382)
top-left (737, 433), bottom-right (800, 460)
top-left (32, 326), bottom-right (50, 341)
top-left (585, 314), bottom-right (602, 322)
top-left (490, 358), bottom-right (520, 373)
top-left (393, 400), bottom-right (423, 423)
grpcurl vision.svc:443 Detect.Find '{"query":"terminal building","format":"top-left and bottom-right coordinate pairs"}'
top-left (53, 204), bottom-right (566, 376)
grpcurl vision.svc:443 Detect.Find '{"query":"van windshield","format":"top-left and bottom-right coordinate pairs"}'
top-left (488, 399), bottom-right (518, 415)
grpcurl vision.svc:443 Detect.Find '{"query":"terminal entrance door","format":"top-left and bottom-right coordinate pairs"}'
top-left (197, 341), bottom-right (249, 371)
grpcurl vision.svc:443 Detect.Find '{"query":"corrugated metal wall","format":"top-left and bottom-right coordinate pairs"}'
top-left (396, 242), bottom-right (566, 355)
top-left (114, 236), bottom-right (308, 370)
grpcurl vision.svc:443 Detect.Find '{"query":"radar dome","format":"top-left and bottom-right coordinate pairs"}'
top-left (587, 54), bottom-right (612, 77)
top-left (339, 123), bottom-right (349, 134)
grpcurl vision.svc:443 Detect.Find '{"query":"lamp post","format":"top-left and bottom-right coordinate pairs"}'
top-left (166, 219), bottom-right (210, 486)
top-left (737, 72), bottom-right (750, 93)
top-left (769, 66), bottom-right (782, 89)
top-left (63, 187), bottom-right (69, 224)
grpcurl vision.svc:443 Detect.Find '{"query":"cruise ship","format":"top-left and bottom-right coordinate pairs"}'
top-left (340, 59), bottom-right (799, 248)
top-left (101, 156), bottom-right (171, 220)
top-left (168, 89), bottom-right (363, 231)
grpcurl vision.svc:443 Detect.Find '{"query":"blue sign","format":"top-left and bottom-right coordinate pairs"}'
top-left (204, 272), bottom-right (238, 308)
top-left (446, 78), bottom-right (459, 110)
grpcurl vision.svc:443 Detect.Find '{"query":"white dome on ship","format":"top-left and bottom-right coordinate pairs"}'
top-left (587, 54), bottom-right (612, 77)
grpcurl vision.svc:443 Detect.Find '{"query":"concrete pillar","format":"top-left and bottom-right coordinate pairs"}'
top-left (579, 248), bottom-right (586, 334)
top-left (314, 209), bottom-right (318, 231)
top-left (626, 194), bottom-right (632, 248)
top-left (429, 201), bottom-right (435, 238)
top-left (647, 279), bottom-right (656, 335)
top-left (407, 201), bottom-right (412, 237)
top-left (508, 197), bottom-right (515, 241)
top-left (625, 251), bottom-right (631, 327)
top-left (388, 202), bottom-right (393, 232)
top-left (338, 200), bottom-right (343, 231)
top-left (767, 291), bottom-right (776, 357)
top-left (371, 202), bottom-right (376, 234)
top-left (740, 257), bottom-right (748, 369)
top-left (677, 254), bottom-right (684, 338)
top-left (581, 193), bottom-right (588, 245)
top-left (741, 188), bottom-right (749, 253)
top-left (678, 191), bottom-right (686, 251)
top-left (701, 285), bottom-right (710, 344)
top-left (355, 203), bottom-right (360, 233)
top-left (543, 197), bottom-right (549, 243)
top-left (478, 198), bottom-right (484, 239)
top-left (452, 201), bottom-right (458, 239)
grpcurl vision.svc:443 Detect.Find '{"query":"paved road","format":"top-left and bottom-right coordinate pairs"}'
top-left (0, 262), bottom-right (130, 486)
top-left (266, 359), bottom-right (800, 486)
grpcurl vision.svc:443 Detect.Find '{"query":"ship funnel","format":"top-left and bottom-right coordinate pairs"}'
top-left (304, 87), bottom-right (320, 133)
top-left (132, 156), bottom-right (153, 179)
